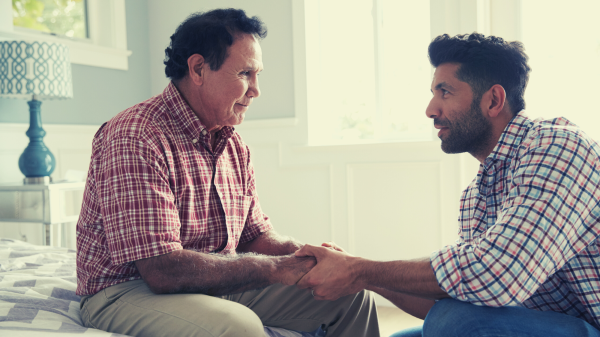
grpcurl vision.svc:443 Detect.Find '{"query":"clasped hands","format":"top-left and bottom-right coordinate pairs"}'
top-left (282, 242), bottom-right (367, 301)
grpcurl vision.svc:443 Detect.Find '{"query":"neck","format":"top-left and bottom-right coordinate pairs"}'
top-left (471, 111), bottom-right (515, 163)
top-left (174, 79), bottom-right (220, 132)
top-left (469, 134), bottom-right (500, 163)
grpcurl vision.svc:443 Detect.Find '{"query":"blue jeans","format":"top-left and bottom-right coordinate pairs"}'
top-left (390, 298), bottom-right (600, 337)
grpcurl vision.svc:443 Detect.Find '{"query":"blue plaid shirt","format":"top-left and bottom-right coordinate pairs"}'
top-left (431, 111), bottom-right (600, 328)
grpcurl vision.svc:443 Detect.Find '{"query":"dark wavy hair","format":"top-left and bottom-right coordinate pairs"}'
top-left (164, 8), bottom-right (267, 81)
top-left (428, 33), bottom-right (531, 114)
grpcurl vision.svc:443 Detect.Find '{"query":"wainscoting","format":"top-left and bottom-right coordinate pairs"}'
top-left (234, 121), bottom-right (480, 306)
top-left (0, 123), bottom-right (96, 184)
top-left (0, 121), bottom-right (480, 305)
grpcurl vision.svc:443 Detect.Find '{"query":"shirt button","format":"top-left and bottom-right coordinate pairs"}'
top-left (202, 130), bottom-right (207, 135)
top-left (192, 139), bottom-right (198, 143)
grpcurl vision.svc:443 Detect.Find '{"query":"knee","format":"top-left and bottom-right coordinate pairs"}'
top-left (422, 298), bottom-right (476, 337)
top-left (334, 289), bottom-right (377, 313)
top-left (218, 304), bottom-right (265, 337)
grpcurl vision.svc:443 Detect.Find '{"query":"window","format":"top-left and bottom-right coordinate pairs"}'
top-left (299, 0), bottom-right (600, 146)
top-left (304, 0), bottom-right (433, 145)
top-left (521, 0), bottom-right (600, 141)
top-left (0, 0), bottom-right (130, 70)
top-left (13, 0), bottom-right (88, 39)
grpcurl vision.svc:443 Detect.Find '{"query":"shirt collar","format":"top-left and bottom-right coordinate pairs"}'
top-left (161, 81), bottom-right (234, 145)
top-left (484, 110), bottom-right (534, 168)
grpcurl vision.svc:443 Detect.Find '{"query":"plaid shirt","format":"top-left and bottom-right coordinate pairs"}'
top-left (431, 111), bottom-right (600, 328)
top-left (76, 82), bottom-right (272, 296)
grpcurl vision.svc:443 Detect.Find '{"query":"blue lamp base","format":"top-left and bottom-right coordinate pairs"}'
top-left (18, 99), bottom-right (56, 184)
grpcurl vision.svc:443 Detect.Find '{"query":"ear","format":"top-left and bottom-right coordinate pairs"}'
top-left (187, 54), bottom-right (206, 86)
top-left (482, 84), bottom-right (506, 118)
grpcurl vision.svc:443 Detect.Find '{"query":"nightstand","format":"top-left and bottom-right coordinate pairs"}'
top-left (0, 181), bottom-right (85, 247)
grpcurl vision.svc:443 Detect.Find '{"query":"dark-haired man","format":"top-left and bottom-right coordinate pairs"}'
top-left (296, 33), bottom-right (600, 337)
top-left (76, 9), bottom-right (379, 337)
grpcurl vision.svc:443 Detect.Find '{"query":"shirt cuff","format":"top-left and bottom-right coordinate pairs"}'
top-left (111, 241), bottom-right (183, 265)
top-left (430, 245), bottom-right (465, 301)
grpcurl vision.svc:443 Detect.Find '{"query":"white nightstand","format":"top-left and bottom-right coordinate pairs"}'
top-left (0, 181), bottom-right (85, 247)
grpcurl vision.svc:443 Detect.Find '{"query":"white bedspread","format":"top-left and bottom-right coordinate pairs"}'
top-left (0, 238), bottom-right (324, 337)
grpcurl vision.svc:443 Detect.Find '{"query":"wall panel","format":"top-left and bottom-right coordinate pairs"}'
top-left (250, 144), bottom-right (332, 246)
top-left (0, 122), bottom-right (468, 307)
top-left (348, 162), bottom-right (442, 261)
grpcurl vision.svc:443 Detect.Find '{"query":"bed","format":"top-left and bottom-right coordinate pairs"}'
top-left (0, 238), bottom-right (326, 337)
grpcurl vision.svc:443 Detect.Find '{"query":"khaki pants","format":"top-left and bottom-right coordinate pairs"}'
top-left (80, 280), bottom-right (380, 337)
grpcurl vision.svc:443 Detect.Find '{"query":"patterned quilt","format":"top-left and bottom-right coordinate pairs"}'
top-left (0, 238), bottom-right (325, 337)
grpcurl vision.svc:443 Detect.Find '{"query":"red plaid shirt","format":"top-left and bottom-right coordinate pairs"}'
top-left (76, 82), bottom-right (272, 296)
top-left (431, 111), bottom-right (600, 328)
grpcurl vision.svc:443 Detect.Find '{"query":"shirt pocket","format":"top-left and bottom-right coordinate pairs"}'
top-left (223, 194), bottom-right (253, 251)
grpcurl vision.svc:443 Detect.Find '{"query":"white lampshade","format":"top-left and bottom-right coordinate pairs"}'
top-left (0, 41), bottom-right (73, 100)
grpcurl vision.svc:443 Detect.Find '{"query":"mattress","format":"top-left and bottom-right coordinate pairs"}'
top-left (0, 238), bottom-right (325, 337)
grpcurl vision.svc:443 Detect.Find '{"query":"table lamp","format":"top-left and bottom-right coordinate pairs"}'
top-left (0, 41), bottom-right (73, 185)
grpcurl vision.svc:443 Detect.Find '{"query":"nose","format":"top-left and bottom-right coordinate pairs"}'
top-left (247, 75), bottom-right (261, 98)
top-left (425, 96), bottom-right (439, 119)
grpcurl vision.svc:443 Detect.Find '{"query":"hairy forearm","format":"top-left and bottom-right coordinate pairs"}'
top-left (135, 249), bottom-right (313, 296)
top-left (237, 230), bottom-right (303, 256)
top-left (368, 286), bottom-right (435, 319)
top-left (357, 258), bottom-right (450, 300)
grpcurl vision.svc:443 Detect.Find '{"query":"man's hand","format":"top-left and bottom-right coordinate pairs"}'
top-left (321, 241), bottom-right (347, 253)
top-left (273, 254), bottom-right (317, 286)
top-left (295, 243), bottom-right (366, 301)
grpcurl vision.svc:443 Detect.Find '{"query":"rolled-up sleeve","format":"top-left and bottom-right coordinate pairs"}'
top-left (431, 127), bottom-right (600, 306)
top-left (98, 136), bottom-right (183, 265)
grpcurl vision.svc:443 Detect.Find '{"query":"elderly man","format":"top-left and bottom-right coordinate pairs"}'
top-left (296, 33), bottom-right (600, 337)
top-left (76, 9), bottom-right (379, 337)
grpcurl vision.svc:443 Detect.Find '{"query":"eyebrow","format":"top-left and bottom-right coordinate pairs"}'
top-left (245, 60), bottom-right (263, 70)
top-left (431, 82), bottom-right (456, 94)
top-left (241, 66), bottom-right (264, 73)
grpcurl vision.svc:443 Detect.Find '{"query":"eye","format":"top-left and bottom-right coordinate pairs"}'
top-left (441, 88), bottom-right (450, 96)
top-left (240, 71), bottom-right (250, 76)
